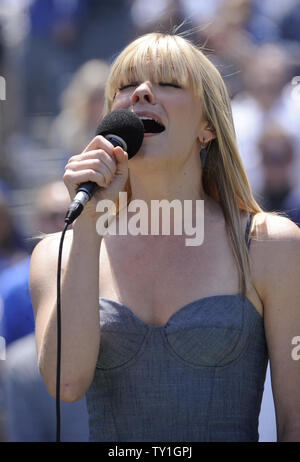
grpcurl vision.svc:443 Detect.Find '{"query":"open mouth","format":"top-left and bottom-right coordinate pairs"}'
top-left (138, 116), bottom-right (165, 134)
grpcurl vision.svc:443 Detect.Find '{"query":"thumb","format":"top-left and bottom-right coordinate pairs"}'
top-left (113, 146), bottom-right (128, 173)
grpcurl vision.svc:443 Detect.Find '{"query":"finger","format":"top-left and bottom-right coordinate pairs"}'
top-left (66, 150), bottom-right (117, 176)
top-left (66, 155), bottom-right (116, 176)
top-left (82, 135), bottom-right (115, 155)
top-left (113, 146), bottom-right (128, 165)
top-left (112, 147), bottom-right (128, 175)
top-left (66, 159), bottom-right (115, 185)
top-left (64, 168), bottom-right (109, 189)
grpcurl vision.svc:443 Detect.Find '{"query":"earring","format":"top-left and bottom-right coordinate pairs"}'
top-left (200, 138), bottom-right (207, 169)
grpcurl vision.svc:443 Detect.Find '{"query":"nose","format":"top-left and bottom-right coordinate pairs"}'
top-left (131, 81), bottom-right (155, 105)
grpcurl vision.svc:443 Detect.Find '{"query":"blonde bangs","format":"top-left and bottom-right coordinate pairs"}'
top-left (104, 34), bottom-right (206, 113)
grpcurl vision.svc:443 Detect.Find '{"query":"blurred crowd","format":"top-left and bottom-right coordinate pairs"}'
top-left (0, 0), bottom-right (300, 442)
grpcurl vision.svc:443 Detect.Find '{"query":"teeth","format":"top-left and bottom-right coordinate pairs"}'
top-left (139, 116), bottom-right (162, 124)
top-left (137, 114), bottom-right (165, 133)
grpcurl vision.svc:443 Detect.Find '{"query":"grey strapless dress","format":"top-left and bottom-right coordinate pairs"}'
top-left (86, 215), bottom-right (268, 442)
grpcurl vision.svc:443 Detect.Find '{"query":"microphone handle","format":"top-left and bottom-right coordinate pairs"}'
top-left (76, 181), bottom-right (98, 201)
top-left (64, 134), bottom-right (127, 225)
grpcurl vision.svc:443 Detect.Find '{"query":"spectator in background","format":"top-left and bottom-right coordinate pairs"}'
top-left (231, 43), bottom-right (300, 193)
top-left (197, 0), bottom-right (257, 98)
top-left (21, 0), bottom-right (135, 122)
top-left (280, 2), bottom-right (300, 44)
top-left (0, 256), bottom-right (33, 347)
top-left (48, 59), bottom-right (110, 160)
top-left (22, 0), bottom-right (86, 118)
top-left (0, 180), bottom-right (89, 442)
top-left (0, 186), bottom-right (28, 275)
top-left (130, 0), bottom-right (186, 35)
top-left (236, 0), bottom-right (280, 44)
top-left (257, 0), bottom-right (298, 24)
top-left (79, 0), bottom-right (136, 63)
top-left (204, 0), bottom-right (279, 48)
top-left (255, 124), bottom-right (300, 227)
top-left (0, 181), bottom-right (70, 347)
top-left (33, 180), bottom-right (70, 236)
top-left (1, 333), bottom-right (89, 442)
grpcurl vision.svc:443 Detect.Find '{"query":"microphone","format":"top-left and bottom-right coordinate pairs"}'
top-left (64, 109), bottom-right (144, 225)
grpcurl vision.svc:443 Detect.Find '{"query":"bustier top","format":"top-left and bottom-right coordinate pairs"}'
top-left (85, 214), bottom-right (268, 442)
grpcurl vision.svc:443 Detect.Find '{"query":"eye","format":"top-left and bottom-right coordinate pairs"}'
top-left (159, 82), bottom-right (181, 89)
top-left (118, 83), bottom-right (138, 91)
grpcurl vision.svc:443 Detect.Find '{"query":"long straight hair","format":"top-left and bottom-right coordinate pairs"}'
top-left (103, 32), bottom-right (264, 295)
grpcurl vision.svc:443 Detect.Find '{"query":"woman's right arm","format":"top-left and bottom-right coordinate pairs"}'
top-left (29, 220), bottom-right (102, 402)
top-left (29, 135), bottom-right (128, 401)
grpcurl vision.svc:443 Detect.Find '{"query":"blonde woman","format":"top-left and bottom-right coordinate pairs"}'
top-left (29, 33), bottom-right (300, 442)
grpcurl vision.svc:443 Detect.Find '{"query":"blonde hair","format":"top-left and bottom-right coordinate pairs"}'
top-left (62, 59), bottom-right (110, 117)
top-left (103, 32), bottom-right (264, 295)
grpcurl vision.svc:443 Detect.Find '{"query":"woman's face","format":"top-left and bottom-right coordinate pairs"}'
top-left (111, 77), bottom-right (205, 170)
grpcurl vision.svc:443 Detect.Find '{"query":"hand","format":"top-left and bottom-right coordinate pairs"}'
top-left (63, 135), bottom-right (128, 221)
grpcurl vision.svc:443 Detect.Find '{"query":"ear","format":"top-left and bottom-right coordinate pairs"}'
top-left (198, 122), bottom-right (216, 145)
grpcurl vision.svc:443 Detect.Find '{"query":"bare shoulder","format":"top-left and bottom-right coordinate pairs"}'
top-left (250, 212), bottom-right (300, 300)
top-left (252, 211), bottom-right (300, 241)
top-left (30, 229), bottom-right (73, 266)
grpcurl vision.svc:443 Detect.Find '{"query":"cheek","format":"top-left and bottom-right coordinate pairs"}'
top-left (169, 103), bottom-right (201, 141)
top-left (169, 94), bottom-right (201, 122)
top-left (111, 93), bottom-right (130, 111)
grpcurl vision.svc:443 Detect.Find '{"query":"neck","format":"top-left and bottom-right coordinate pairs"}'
top-left (128, 152), bottom-right (205, 206)
top-left (114, 154), bottom-right (212, 239)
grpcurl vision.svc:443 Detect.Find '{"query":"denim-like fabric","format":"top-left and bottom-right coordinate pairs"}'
top-left (86, 215), bottom-right (268, 442)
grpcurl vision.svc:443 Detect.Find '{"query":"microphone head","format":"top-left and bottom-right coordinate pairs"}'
top-left (95, 109), bottom-right (144, 159)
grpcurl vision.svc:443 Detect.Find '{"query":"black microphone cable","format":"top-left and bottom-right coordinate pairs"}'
top-left (56, 219), bottom-right (70, 442)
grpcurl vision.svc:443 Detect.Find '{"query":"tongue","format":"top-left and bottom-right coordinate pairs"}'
top-left (143, 119), bottom-right (165, 133)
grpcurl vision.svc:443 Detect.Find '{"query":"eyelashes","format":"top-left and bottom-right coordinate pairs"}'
top-left (118, 83), bottom-right (138, 91)
top-left (118, 82), bottom-right (181, 91)
top-left (159, 82), bottom-right (181, 88)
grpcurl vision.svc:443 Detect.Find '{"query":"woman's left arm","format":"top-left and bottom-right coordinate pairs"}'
top-left (256, 215), bottom-right (300, 442)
